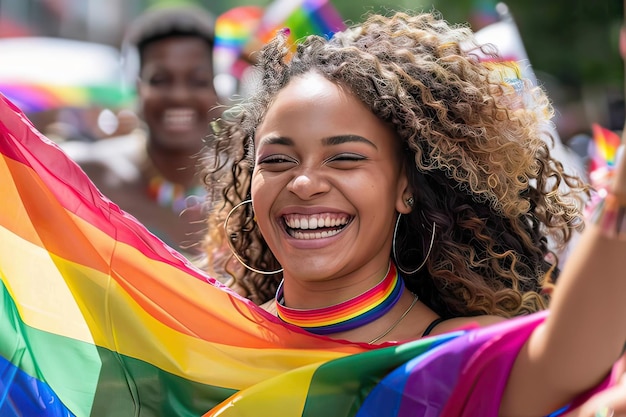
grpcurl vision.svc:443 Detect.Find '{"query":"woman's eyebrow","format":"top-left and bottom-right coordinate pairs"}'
top-left (258, 136), bottom-right (293, 146)
top-left (258, 134), bottom-right (377, 149)
top-left (323, 134), bottom-right (377, 149)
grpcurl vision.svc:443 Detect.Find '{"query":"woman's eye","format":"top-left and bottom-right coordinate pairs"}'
top-left (326, 153), bottom-right (366, 164)
top-left (258, 155), bottom-right (297, 165)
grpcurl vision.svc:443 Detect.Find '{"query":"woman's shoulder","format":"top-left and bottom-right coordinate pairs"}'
top-left (424, 315), bottom-right (506, 337)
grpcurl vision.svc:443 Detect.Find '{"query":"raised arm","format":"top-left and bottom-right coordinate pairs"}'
top-left (499, 136), bottom-right (626, 416)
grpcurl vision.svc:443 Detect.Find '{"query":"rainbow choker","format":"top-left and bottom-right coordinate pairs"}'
top-left (275, 264), bottom-right (404, 335)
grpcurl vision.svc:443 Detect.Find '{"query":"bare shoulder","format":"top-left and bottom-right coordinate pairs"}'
top-left (427, 314), bottom-right (507, 336)
top-left (261, 299), bottom-right (277, 315)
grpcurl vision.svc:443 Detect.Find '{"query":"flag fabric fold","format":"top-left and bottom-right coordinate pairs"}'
top-left (0, 93), bottom-right (616, 416)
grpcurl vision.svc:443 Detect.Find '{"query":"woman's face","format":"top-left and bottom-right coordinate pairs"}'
top-left (251, 71), bottom-right (411, 287)
top-left (138, 36), bottom-right (218, 152)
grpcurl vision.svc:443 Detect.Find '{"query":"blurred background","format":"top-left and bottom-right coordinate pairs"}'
top-left (0, 0), bottom-right (623, 148)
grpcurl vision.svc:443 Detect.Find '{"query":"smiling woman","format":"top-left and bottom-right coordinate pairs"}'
top-left (204, 13), bottom-right (577, 319)
top-left (201, 9), bottom-right (626, 417)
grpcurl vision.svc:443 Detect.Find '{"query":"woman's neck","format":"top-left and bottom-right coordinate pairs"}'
top-left (280, 263), bottom-right (393, 310)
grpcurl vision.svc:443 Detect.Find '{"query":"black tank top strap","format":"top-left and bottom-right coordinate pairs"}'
top-left (422, 317), bottom-right (445, 337)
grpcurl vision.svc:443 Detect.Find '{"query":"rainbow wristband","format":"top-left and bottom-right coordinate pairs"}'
top-left (590, 193), bottom-right (626, 239)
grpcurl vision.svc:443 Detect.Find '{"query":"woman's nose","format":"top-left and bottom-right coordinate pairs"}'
top-left (287, 169), bottom-right (331, 200)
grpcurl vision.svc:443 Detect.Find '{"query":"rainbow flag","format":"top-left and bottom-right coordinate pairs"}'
top-left (469, 0), bottom-right (500, 29)
top-left (0, 93), bottom-right (615, 416)
top-left (0, 37), bottom-right (133, 113)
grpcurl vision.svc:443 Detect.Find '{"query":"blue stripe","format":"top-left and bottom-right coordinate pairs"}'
top-left (0, 355), bottom-right (75, 417)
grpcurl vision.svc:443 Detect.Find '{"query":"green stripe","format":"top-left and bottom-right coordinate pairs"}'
top-left (301, 340), bottom-right (442, 417)
top-left (1, 280), bottom-right (237, 417)
top-left (86, 85), bottom-right (136, 107)
top-left (90, 351), bottom-right (236, 417)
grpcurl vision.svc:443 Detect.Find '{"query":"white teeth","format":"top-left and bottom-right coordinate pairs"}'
top-left (292, 229), bottom-right (342, 239)
top-left (284, 213), bottom-right (350, 240)
top-left (284, 214), bottom-right (349, 230)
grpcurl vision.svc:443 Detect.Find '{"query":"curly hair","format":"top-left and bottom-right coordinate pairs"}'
top-left (200, 11), bottom-right (589, 318)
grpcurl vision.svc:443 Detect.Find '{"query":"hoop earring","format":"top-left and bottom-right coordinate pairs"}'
top-left (392, 213), bottom-right (436, 275)
top-left (223, 199), bottom-right (283, 275)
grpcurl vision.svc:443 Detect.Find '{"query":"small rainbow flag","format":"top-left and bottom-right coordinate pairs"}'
top-left (469, 0), bottom-right (500, 29)
top-left (589, 123), bottom-right (622, 172)
top-left (255, 0), bottom-right (346, 46)
top-left (213, 5), bottom-right (264, 78)
top-left (0, 93), bottom-right (615, 416)
top-left (214, 0), bottom-right (346, 85)
top-left (585, 124), bottom-right (623, 218)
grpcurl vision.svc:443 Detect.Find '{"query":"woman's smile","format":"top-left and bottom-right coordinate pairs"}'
top-left (281, 212), bottom-right (353, 239)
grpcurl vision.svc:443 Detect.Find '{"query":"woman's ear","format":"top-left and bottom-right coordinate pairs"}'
top-left (396, 174), bottom-right (413, 214)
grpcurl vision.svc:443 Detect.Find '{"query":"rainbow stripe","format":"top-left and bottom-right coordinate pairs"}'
top-left (276, 263), bottom-right (403, 334)
top-left (0, 93), bottom-right (616, 416)
top-left (0, 82), bottom-right (134, 113)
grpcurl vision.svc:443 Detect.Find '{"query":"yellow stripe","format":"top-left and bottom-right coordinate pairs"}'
top-left (0, 225), bottom-right (95, 344)
top-left (205, 363), bottom-right (319, 417)
top-left (45, 85), bottom-right (90, 107)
